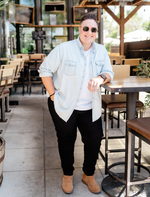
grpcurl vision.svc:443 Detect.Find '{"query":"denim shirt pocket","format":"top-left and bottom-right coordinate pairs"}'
top-left (63, 60), bottom-right (77, 76)
top-left (95, 60), bottom-right (104, 75)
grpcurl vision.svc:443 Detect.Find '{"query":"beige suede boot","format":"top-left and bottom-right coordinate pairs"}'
top-left (82, 173), bottom-right (101, 194)
top-left (62, 175), bottom-right (73, 194)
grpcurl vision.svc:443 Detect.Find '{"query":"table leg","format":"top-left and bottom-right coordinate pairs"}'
top-left (22, 68), bottom-right (25, 95)
top-left (126, 92), bottom-right (136, 180)
top-left (101, 92), bottom-right (145, 196)
top-left (29, 69), bottom-right (31, 95)
top-left (126, 130), bottom-right (132, 197)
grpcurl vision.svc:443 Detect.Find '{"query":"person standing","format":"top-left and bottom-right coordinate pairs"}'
top-left (39, 13), bottom-right (114, 194)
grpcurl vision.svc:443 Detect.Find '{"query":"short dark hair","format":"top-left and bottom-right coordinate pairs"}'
top-left (80, 13), bottom-right (98, 26)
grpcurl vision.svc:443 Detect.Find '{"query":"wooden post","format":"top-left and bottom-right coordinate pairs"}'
top-left (0, 12), bottom-right (2, 58)
top-left (67, 0), bottom-right (74, 41)
top-left (120, 6), bottom-right (124, 55)
top-left (98, 7), bottom-right (103, 45)
top-left (16, 24), bottom-right (20, 53)
top-left (34, 0), bottom-right (43, 53)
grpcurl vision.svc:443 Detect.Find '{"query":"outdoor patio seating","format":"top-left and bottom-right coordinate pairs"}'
top-left (100, 64), bottom-right (144, 174)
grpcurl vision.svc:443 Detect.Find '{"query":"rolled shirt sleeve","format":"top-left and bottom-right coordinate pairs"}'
top-left (38, 45), bottom-right (61, 77)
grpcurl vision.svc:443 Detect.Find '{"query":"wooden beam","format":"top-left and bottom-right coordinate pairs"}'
top-left (106, 0), bottom-right (115, 6)
top-left (124, 5), bottom-right (142, 24)
top-left (84, 1), bottom-right (150, 6)
top-left (138, 2), bottom-right (150, 5)
top-left (133, 0), bottom-right (143, 6)
top-left (120, 6), bottom-right (124, 55)
top-left (102, 6), bottom-right (120, 25)
top-left (85, 2), bottom-right (134, 6)
top-left (27, 25), bottom-right (80, 27)
top-left (85, 2), bottom-right (107, 6)
top-left (79, 0), bottom-right (88, 6)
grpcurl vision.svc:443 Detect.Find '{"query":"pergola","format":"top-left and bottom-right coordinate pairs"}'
top-left (78, 0), bottom-right (150, 55)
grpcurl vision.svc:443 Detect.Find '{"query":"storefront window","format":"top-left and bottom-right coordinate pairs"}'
top-left (20, 27), bottom-right (35, 54)
top-left (0, 0), bottom-right (99, 57)
top-left (0, 7), bottom-right (14, 58)
top-left (18, 0), bottom-right (35, 53)
top-left (41, 0), bottom-right (68, 53)
top-left (42, 0), bottom-right (67, 25)
top-left (43, 27), bottom-right (68, 55)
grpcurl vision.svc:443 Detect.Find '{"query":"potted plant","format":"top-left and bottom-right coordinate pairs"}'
top-left (136, 59), bottom-right (150, 78)
top-left (136, 59), bottom-right (150, 115)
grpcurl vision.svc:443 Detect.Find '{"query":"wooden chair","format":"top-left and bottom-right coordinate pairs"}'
top-left (112, 64), bottom-right (130, 80)
top-left (28, 54), bottom-right (45, 69)
top-left (121, 58), bottom-right (141, 75)
top-left (100, 64), bottom-right (144, 174)
top-left (1, 64), bottom-right (19, 81)
top-left (28, 54), bottom-right (45, 94)
top-left (1, 64), bottom-right (19, 97)
top-left (109, 55), bottom-right (125, 65)
top-left (8, 58), bottom-right (25, 72)
top-left (126, 117), bottom-right (150, 196)
top-left (0, 69), bottom-right (14, 121)
top-left (8, 59), bottom-right (25, 94)
top-left (17, 54), bottom-right (29, 63)
top-left (1, 68), bottom-right (15, 89)
top-left (121, 58), bottom-right (141, 65)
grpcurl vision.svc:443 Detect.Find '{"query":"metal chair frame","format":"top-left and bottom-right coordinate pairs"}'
top-left (126, 123), bottom-right (150, 196)
top-left (99, 105), bottom-right (143, 175)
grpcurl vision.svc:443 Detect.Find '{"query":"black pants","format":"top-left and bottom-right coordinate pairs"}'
top-left (48, 97), bottom-right (103, 176)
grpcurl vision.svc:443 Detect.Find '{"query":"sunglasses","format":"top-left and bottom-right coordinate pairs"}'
top-left (80, 26), bottom-right (98, 33)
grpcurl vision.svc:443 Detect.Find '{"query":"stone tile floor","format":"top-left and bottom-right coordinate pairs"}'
top-left (0, 89), bottom-right (150, 197)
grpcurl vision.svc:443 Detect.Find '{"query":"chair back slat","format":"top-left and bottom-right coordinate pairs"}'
top-left (8, 58), bottom-right (24, 72)
top-left (1, 64), bottom-right (19, 76)
top-left (121, 59), bottom-right (141, 66)
top-left (109, 55), bottom-right (125, 64)
top-left (112, 64), bottom-right (130, 80)
top-left (29, 54), bottom-right (46, 62)
top-left (0, 68), bottom-right (15, 85)
top-left (17, 54), bottom-right (29, 62)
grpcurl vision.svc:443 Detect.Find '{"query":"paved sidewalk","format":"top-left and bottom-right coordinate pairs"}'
top-left (0, 92), bottom-right (150, 197)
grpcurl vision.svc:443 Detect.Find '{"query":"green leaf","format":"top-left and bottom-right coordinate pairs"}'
top-left (136, 58), bottom-right (150, 78)
top-left (0, 0), bottom-right (10, 10)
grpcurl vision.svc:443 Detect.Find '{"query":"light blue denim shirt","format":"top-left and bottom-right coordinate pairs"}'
top-left (39, 37), bottom-right (114, 122)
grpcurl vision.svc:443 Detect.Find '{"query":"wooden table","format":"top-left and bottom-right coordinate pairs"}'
top-left (101, 76), bottom-right (150, 197)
